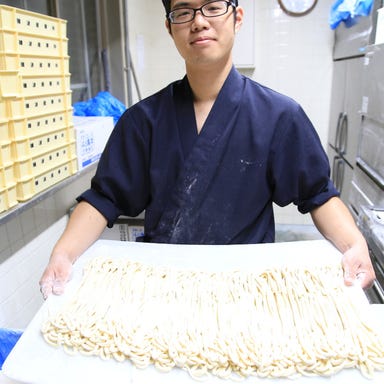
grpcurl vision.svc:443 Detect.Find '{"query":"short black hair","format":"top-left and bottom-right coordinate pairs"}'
top-left (162, 0), bottom-right (239, 14)
top-left (161, 0), bottom-right (171, 13)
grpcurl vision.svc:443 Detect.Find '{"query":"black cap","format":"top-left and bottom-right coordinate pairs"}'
top-left (162, 0), bottom-right (238, 14)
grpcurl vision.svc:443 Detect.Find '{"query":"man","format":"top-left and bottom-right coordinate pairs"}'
top-left (40, 0), bottom-right (375, 298)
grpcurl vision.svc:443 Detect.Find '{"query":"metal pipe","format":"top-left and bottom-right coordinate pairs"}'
top-left (123, 0), bottom-right (133, 106)
top-left (130, 50), bottom-right (142, 101)
top-left (95, 0), bottom-right (107, 91)
top-left (80, 0), bottom-right (92, 99)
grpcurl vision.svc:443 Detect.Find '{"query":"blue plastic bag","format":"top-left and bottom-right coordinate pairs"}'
top-left (73, 91), bottom-right (126, 124)
top-left (329, 0), bottom-right (374, 29)
top-left (0, 328), bottom-right (23, 370)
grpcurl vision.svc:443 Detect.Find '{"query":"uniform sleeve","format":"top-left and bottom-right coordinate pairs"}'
top-left (77, 108), bottom-right (150, 227)
top-left (269, 103), bottom-right (339, 214)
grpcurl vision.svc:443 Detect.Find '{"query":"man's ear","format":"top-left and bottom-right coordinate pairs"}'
top-left (165, 19), bottom-right (172, 36)
top-left (235, 6), bottom-right (244, 33)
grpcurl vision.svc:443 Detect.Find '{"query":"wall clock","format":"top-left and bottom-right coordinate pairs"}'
top-left (277, 0), bottom-right (318, 16)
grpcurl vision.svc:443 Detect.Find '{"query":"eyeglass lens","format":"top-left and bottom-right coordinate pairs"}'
top-left (169, 1), bottom-right (232, 24)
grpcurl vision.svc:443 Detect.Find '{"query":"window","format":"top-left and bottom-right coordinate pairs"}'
top-left (57, 0), bottom-right (102, 102)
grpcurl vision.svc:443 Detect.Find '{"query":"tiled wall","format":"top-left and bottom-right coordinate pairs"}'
top-left (252, 0), bottom-right (335, 147)
top-left (0, 217), bottom-right (67, 329)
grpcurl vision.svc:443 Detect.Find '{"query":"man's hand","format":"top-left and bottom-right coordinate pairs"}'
top-left (310, 197), bottom-right (376, 290)
top-left (341, 243), bottom-right (375, 289)
top-left (39, 254), bottom-right (73, 299)
top-left (38, 201), bottom-right (108, 299)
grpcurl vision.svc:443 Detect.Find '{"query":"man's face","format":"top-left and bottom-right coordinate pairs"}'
top-left (166, 1), bottom-right (243, 69)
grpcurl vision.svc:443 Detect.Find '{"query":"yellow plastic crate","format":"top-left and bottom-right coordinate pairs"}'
top-left (0, 29), bottom-right (15, 52)
top-left (23, 55), bottom-right (69, 76)
top-left (0, 161), bottom-right (14, 187)
top-left (0, 52), bottom-right (70, 76)
top-left (0, 5), bottom-right (67, 39)
top-left (0, 139), bottom-right (11, 165)
top-left (20, 74), bottom-right (70, 98)
top-left (0, 70), bottom-right (21, 98)
top-left (5, 97), bottom-right (24, 119)
top-left (8, 117), bottom-right (25, 140)
top-left (12, 125), bottom-right (75, 160)
top-left (0, 98), bottom-right (7, 118)
top-left (16, 157), bottom-right (77, 201)
top-left (14, 140), bottom-right (75, 179)
top-left (0, 120), bottom-right (10, 142)
top-left (0, 51), bottom-right (17, 70)
top-left (7, 92), bottom-right (72, 120)
top-left (24, 92), bottom-right (72, 117)
top-left (0, 29), bottom-right (68, 57)
top-left (7, 181), bottom-right (17, 208)
top-left (0, 181), bottom-right (17, 213)
top-left (10, 108), bottom-right (73, 139)
top-left (0, 185), bottom-right (6, 213)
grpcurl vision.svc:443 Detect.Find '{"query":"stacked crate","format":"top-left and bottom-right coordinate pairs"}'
top-left (0, 5), bottom-right (77, 212)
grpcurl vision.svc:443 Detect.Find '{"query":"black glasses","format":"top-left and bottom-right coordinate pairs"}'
top-left (168, 1), bottom-right (236, 24)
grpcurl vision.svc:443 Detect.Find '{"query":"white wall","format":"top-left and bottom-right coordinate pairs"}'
top-left (252, 0), bottom-right (335, 147)
top-left (127, 0), bottom-right (185, 100)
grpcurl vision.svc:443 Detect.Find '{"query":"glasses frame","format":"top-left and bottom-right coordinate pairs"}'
top-left (167, 0), bottom-right (236, 24)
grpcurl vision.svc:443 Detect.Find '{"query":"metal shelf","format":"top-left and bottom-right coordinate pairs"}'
top-left (0, 163), bottom-right (97, 226)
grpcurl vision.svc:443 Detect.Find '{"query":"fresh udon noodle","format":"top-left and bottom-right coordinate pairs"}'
top-left (41, 257), bottom-right (384, 380)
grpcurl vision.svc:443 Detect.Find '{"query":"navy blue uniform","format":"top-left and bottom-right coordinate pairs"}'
top-left (78, 67), bottom-right (338, 244)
